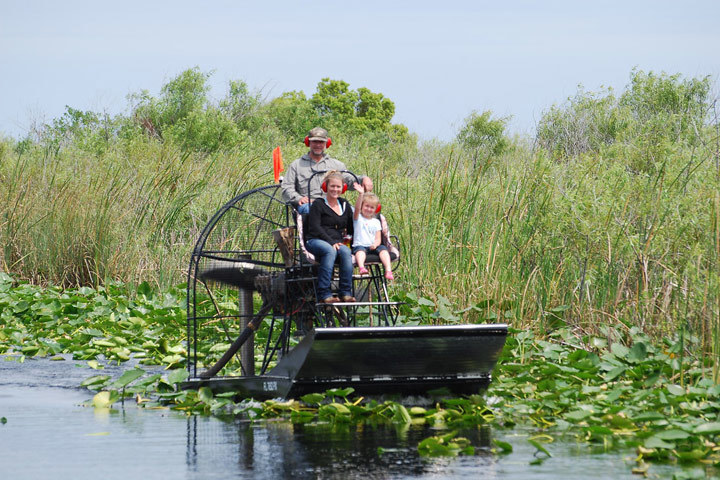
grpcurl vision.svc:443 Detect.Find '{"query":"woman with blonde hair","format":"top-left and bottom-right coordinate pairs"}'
top-left (305, 171), bottom-right (355, 303)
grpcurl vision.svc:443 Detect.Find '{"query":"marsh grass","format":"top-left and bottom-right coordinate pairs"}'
top-left (0, 137), bottom-right (271, 288)
top-left (378, 132), bottom-right (720, 349)
top-left (2, 129), bottom-right (719, 346)
top-left (1, 72), bottom-right (719, 359)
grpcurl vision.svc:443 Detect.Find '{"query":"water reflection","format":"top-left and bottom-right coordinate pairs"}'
top-left (185, 415), bottom-right (497, 478)
top-left (0, 358), bottom-right (678, 479)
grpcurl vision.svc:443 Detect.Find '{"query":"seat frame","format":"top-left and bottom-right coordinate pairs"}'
top-left (290, 212), bottom-right (402, 329)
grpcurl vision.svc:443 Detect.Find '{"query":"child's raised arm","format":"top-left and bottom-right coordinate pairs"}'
top-left (353, 182), bottom-right (365, 220)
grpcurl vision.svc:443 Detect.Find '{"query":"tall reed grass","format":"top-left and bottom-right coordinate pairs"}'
top-left (0, 104), bottom-right (718, 357)
top-left (0, 136), bottom-right (268, 289)
top-left (379, 132), bottom-right (719, 348)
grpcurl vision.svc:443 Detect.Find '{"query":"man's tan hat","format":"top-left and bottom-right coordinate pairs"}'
top-left (308, 127), bottom-right (329, 141)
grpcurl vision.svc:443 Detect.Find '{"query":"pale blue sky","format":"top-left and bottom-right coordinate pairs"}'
top-left (1, 0), bottom-right (718, 141)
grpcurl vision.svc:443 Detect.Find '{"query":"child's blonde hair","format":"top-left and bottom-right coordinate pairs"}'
top-left (362, 192), bottom-right (380, 207)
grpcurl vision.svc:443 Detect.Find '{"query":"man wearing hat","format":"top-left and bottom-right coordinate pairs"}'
top-left (281, 127), bottom-right (373, 214)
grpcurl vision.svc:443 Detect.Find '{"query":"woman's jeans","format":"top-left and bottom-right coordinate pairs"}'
top-left (306, 238), bottom-right (353, 300)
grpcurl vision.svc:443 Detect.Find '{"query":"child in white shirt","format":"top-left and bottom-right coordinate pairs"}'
top-left (352, 184), bottom-right (394, 280)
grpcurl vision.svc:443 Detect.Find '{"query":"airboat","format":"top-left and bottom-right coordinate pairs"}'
top-left (183, 172), bottom-right (507, 399)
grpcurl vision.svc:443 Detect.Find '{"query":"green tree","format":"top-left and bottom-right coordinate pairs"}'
top-left (311, 79), bottom-right (356, 121)
top-left (536, 71), bottom-right (712, 163)
top-left (41, 106), bottom-right (117, 155)
top-left (220, 79), bottom-right (263, 132)
top-left (535, 87), bottom-right (624, 159)
top-left (619, 69), bottom-right (711, 144)
top-left (129, 68), bottom-right (249, 152)
top-left (158, 68), bottom-right (210, 126)
top-left (310, 78), bottom-right (397, 135)
top-left (456, 110), bottom-right (510, 166)
top-left (130, 67), bottom-right (212, 142)
top-left (350, 87), bottom-right (395, 132)
top-left (265, 91), bottom-right (319, 138)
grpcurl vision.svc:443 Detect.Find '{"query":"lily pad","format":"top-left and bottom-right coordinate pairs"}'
top-left (666, 384), bottom-right (685, 396)
top-left (167, 369), bottom-right (189, 385)
top-left (644, 436), bottom-right (675, 449)
top-left (693, 422), bottom-right (720, 435)
top-left (300, 393), bottom-right (325, 405)
top-left (654, 429), bottom-right (690, 440)
top-left (111, 368), bottom-right (145, 389)
top-left (92, 391), bottom-right (119, 408)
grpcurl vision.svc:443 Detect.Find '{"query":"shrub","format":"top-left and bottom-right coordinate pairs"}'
top-left (536, 71), bottom-right (713, 165)
top-left (536, 86), bottom-right (625, 159)
top-left (456, 110), bottom-right (510, 166)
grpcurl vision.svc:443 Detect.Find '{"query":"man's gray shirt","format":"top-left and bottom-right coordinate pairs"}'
top-left (281, 153), bottom-right (363, 206)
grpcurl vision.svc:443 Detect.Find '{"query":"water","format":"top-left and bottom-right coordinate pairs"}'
top-left (0, 357), bottom-right (693, 479)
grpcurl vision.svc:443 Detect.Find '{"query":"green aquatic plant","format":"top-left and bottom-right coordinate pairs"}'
top-left (0, 275), bottom-right (277, 372)
top-left (5, 275), bottom-right (720, 475)
top-left (488, 326), bottom-right (720, 472)
top-left (417, 431), bottom-right (474, 457)
top-left (0, 276), bottom-right (187, 366)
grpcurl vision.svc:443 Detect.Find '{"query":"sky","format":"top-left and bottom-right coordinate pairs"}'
top-left (1, 0), bottom-right (719, 141)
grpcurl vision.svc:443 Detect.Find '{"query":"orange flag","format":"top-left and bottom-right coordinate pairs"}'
top-left (273, 146), bottom-right (284, 183)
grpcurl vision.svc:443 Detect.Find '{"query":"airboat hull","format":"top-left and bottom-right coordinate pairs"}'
top-left (183, 324), bottom-right (507, 399)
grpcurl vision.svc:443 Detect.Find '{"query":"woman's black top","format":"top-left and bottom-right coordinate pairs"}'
top-left (306, 197), bottom-right (354, 245)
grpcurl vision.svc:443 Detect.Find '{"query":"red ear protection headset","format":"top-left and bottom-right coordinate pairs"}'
top-left (321, 181), bottom-right (348, 193)
top-left (304, 136), bottom-right (333, 148)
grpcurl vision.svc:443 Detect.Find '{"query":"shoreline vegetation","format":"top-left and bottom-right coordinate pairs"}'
top-left (1, 276), bottom-right (720, 474)
top-left (1, 67), bottom-right (719, 473)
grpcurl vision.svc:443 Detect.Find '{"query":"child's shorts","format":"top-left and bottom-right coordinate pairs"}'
top-left (352, 245), bottom-right (388, 255)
